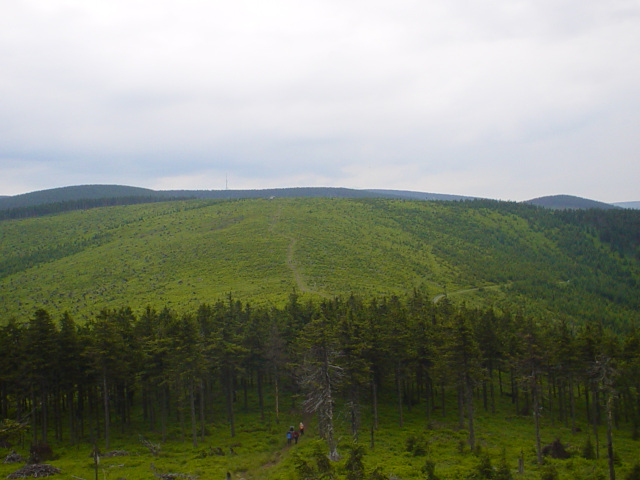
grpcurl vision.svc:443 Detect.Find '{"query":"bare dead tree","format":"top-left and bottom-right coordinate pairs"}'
top-left (299, 338), bottom-right (343, 461)
top-left (591, 355), bottom-right (618, 480)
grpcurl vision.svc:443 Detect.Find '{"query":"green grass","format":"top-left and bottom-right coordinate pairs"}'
top-left (2, 385), bottom-right (638, 480)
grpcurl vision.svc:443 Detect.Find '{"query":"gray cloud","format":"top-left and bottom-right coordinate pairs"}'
top-left (1, 0), bottom-right (639, 202)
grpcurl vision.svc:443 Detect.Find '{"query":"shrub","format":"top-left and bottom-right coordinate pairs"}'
top-left (367, 467), bottom-right (387, 480)
top-left (494, 449), bottom-right (513, 480)
top-left (294, 440), bottom-right (335, 480)
top-left (293, 452), bottom-right (316, 480)
top-left (421, 459), bottom-right (439, 480)
top-left (468, 453), bottom-right (494, 480)
top-left (542, 439), bottom-right (570, 460)
top-left (406, 434), bottom-right (428, 456)
top-left (344, 444), bottom-right (366, 480)
top-left (626, 463), bottom-right (640, 480)
top-left (540, 464), bottom-right (558, 480)
top-left (581, 437), bottom-right (596, 460)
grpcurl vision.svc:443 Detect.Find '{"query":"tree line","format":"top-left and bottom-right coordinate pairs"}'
top-left (1, 292), bottom-right (639, 466)
top-left (0, 196), bottom-right (189, 222)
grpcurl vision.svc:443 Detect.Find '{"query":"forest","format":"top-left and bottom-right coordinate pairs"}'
top-left (2, 197), bottom-right (640, 479)
top-left (1, 291), bottom-right (640, 479)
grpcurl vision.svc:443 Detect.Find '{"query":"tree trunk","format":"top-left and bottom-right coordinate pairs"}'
top-left (103, 373), bottom-right (110, 450)
top-left (592, 387), bottom-right (600, 459)
top-left (424, 375), bottom-right (431, 421)
top-left (570, 377), bottom-right (576, 432)
top-left (199, 380), bottom-right (206, 440)
top-left (257, 371), bottom-right (265, 422)
top-left (533, 376), bottom-right (542, 465)
top-left (371, 378), bottom-right (379, 431)
top-left (30, 386), bottom-right (37, 444)
top-left (457, 385), bottom-right (464, 429)
top-left (68, 389), bottom-right (76, 445)
top-left (606, 394), bottom-right (616, 480)
top-left (190, 382), bottom-right (198, 448)
top-left (41, 384), bottom-right (48, 444)
top-left (274, 367), bottom-right (280, 425)
top-left (161, 386), bottom-right (167, 443)
top-left (482, 381), bottom-right (488, 411)
top-left (395, 364), bottom-right (403, 428)
top-left (226, 369), bottom-right (235, 438)
top-left (323, 358), bottom-right (338, 461)
top-left (466, 378), bottom-right (475, 451)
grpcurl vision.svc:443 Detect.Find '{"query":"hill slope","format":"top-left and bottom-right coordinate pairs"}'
top-left (1, 198), bottom-right (639, 328)
top-left (0, 185), bottom-right (476, 212)
top-left (0, 184), bottom-right (162, 209)
top-left (525, 194), bottom-right (618, 210)
top-left (615, 201), bottom-right (640, 209)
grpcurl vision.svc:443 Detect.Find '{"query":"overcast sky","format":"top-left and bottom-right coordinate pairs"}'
top-left (1, 0), bottom-right (639, 202)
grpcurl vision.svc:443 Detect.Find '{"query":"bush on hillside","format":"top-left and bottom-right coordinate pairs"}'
top-left (468, 453), bottom-right (494, 480)
top-left (581, 437), bottom-right (596, 460)
top-left (494, 448), bottom-right (513, 480)
top-left (540, 464), bottom-right (559, 480)
top-left (626, 463), bottom-right (640, 480)
top-left (343, 444), bottom-right (366, 480)
top-left (421, 459), bottom-right (439, 480)
top-left (542, 439), bottom-right (570, 459)
top-left (406, 434), bottom-right (428, 456)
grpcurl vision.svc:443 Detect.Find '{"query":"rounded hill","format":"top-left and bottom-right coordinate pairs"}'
top-left (1, 197), bottom-right (638, 329)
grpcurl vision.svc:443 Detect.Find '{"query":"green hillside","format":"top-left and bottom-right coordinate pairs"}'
top-left (1, 197), bottom-right (639, 328)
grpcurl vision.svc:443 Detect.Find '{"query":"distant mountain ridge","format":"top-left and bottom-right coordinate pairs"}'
top-left (1, 185), bottom-right (637, 218)
top-left (0, 185), bottom-right (162, 210)
top-left (0, 185), bottom-right (477, 212)
top-left (614, 201), bottom-right (640, 209)
top-left (524, 194), bottom-right (620, 210)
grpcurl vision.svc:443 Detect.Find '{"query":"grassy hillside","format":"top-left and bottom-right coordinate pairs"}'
top-left (1, 197), bottom-right (639, 327)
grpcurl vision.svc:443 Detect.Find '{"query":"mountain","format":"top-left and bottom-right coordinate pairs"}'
top-left (0, 184), bottom-right (163, 209)
top-left (1, 197), bottom-right (638, 330)
top-left (0, 185), bottom-right (480, 220)
top-left (0, 185), bottom-right (475, 211)
top-left (3, 185), bottom-right (628, 219)
top-left (614, 201), bottom-right (640, 209)
top-left (525, 194), bottom-right (619, 210)
top-left (363, 189), bottom-right (477, 201)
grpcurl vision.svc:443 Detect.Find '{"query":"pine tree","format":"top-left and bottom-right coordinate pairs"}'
top-left (25, 308), bottom-right (59, 444)
top-left (439, 310), bottom-right (484, 451)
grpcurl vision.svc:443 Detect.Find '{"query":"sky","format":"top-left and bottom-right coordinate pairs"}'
top-left (1, 0), bottom-right (639, 203)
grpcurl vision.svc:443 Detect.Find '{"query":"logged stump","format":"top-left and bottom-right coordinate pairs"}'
top-left (542, 439), bottom-right (571, 459)
top-left (4, 451), bottom-right (26, 464)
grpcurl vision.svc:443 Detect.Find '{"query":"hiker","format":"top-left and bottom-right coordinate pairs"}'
top-left (293, 429), bottom-right (299, 444)
top-left (286, 429), bottom-right (292, 445)
top-left (299, 421), bottom-right (305, 436)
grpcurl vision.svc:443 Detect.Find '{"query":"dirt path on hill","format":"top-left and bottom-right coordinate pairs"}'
top-left (269, 205), bottom-right (328, 298)
top-left (432, 284), bottom-right (504, 304)
top-left (242, 412), bottom-right (314, 479)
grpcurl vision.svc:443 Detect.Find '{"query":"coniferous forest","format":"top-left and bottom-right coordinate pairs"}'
top-left (1, 196), bottom-right (640, 479)
top-left (2, 294), bottom-right (640, 479)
